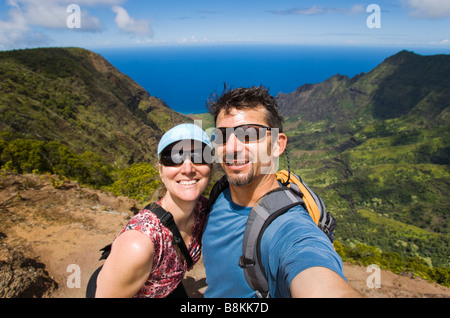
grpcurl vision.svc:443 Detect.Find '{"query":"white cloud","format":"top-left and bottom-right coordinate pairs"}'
top-left (350, 4), bottom-right (365, 14)
top-left (136, 38), bottom-right (166, 45)
top-left (269, 5), bottom-right (364, 16)
top-left (0, 0), bottom-right (121, 49)
top-left (177, 36), bottom-right (209, 44)
top-left (8, 0), bottom-right (123, 8)
top-left (112, 6), bottom-right (153, 37)
top-left (0, 7), bottom-right (31, 49)
top-left (5, 0), bottom-right (106, 30)
top-left (404, 0), bottom-right (450, 18)
top-left (430, 39), bottom-right (450, 45)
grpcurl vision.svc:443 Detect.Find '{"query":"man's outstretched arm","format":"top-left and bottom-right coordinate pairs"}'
top-left (290, 266), bottom-right (363, 298)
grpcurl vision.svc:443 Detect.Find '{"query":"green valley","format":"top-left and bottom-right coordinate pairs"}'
top-left (0, 47), bottom-right (190, 200)
top-left (0, 47), bottom-right (448, 287)
top-left (276, 50), bottom-right (449, 284)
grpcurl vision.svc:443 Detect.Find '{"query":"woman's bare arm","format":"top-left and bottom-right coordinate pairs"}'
top-left (95, 230), bottom-right (154, 298)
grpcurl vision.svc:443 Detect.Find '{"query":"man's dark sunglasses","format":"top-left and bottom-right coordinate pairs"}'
top-left (211, 124), bottom-right (272, 145)
top-left (160, 149), bottom-right (209, 167)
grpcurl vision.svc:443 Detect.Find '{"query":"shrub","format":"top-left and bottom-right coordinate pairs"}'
top-left (108, 162), bottom-right (162, 203)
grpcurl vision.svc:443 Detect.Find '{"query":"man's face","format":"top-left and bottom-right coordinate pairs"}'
top-left (213, 106), bottom-right (279, 187)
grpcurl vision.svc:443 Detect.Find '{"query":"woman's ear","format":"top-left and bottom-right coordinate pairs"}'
top-left (158, 163), bottom-right (165, 183)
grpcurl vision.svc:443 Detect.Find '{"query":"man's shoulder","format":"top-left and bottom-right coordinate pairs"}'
top-left (270, 204), bottom-right (313, 225)
top-left (263, 204), bottom-right (327, 243)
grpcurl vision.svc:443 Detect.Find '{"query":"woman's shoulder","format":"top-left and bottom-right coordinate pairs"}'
top-left (130, 205), bottom-right (161, 224)
top-left (113, 229), bottom-right (155, 258)
top-left (122, 202), bottom-right (166, 237)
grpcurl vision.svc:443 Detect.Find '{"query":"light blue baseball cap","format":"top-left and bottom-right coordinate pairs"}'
top-left (157, 123), bottom-right (212, 157)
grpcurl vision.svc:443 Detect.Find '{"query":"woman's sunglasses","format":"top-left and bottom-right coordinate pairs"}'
top-left (211, 124), bottom-right (272, 145)
top-left (159, 148), bottom-right (210, 167)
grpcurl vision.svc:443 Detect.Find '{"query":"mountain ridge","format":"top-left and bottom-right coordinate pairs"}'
top-left (0, 47), bottom-right (448, 287)
top-left (275, 50), bottom-right (449, 270)
top-left (0, 47), bottom-right (190, 165)
top-left (276, 50), bottom-right (450, 127)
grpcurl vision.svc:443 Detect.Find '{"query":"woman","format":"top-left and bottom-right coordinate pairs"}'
top-left (90, 123), bottom-right (212, 298)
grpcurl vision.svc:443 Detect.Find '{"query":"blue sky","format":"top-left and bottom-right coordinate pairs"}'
top-left (0, 0), bottom-right (449, 50)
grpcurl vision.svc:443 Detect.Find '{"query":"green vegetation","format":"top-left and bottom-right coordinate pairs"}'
top-left (281, 112), bottom-right (449, 266)
top-left (109, 162), bottom-right (162, 203)
top-left (0, 136), bottom-right (105, 186)
top-left (0, 47), bottom-right (190, 165)
top-left (0, 47), bottom-right (448, 287)
top-left (277, 50), bottom-right (450, 287)
top-left (0, 47), bottom-right (190, 202)
top-left (334, 241), bottom-right (450, 287)
top-left (0, 135), bottom-right (161, 202)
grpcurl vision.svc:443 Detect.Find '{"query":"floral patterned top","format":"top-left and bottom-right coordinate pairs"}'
top-left (115, 195), bottom-right (209, 298)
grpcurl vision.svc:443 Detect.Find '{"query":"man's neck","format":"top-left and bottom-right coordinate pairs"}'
top-left (229, 174), bottom-right (280, 207)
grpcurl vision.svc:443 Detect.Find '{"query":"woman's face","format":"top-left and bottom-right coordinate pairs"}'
top-left (159, 140), bottom-right (211, 203)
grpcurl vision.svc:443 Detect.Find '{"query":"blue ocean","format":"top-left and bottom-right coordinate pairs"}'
top-left (97, 45), bottom-right (447, 114)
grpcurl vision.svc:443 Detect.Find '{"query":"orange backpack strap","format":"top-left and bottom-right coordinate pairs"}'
top-left (276, 170), bottom-right (322, 224)
top-left (276, 170), bottom-right (335, 241)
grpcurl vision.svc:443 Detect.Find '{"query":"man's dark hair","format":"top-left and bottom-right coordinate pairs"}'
top-left (207, 85), bottom-right (284, 132)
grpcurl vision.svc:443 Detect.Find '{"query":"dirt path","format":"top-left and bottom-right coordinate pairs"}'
top-left (0, 173), bottom-right (448, 298)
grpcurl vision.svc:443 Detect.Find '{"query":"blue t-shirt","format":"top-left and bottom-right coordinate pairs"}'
top-left (202, 188), bottom-right (346, 298)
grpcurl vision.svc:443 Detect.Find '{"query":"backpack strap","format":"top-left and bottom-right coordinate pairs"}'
top-left (147, 203), bottom-right (194, 268)
top-left (99, 244), bottom-right (112, 260)
top-left (207, 175), bottom-right (229, 213)
top-left (276, 170), bottom-right (336, 242)
top-left (297, 181), bottom-right (336, 242)
top-left (98, 203), bottom-right (194, 268)
top-left (238, 187), bottom-right (306, 298)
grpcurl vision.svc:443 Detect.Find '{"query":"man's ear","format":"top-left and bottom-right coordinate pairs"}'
top-left (273, 132), bottom-right (287, 158)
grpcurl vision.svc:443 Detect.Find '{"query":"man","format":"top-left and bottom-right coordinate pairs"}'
top-left (202, 86), bottom-right (361, 298)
